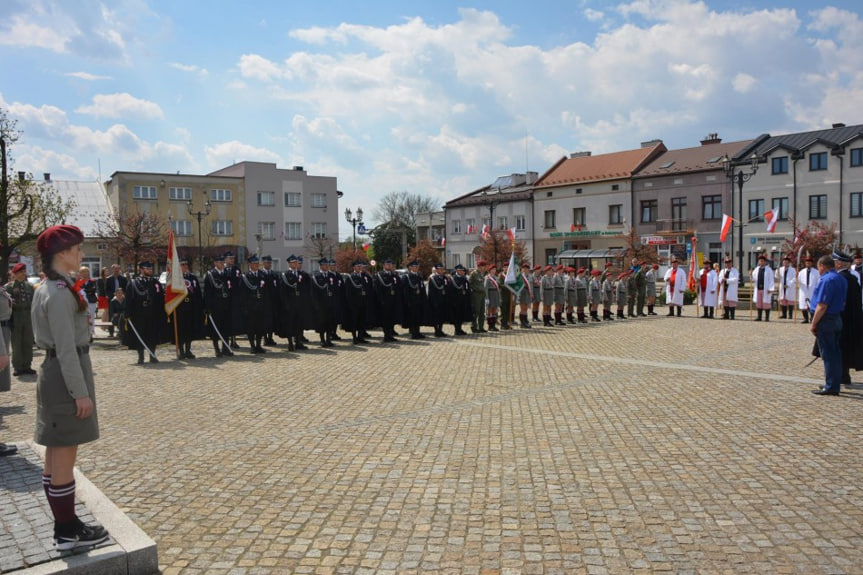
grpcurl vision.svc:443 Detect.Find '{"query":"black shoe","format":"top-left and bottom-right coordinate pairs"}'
top-left (322, 340), bottom-right (334, 348)
top-left (54, 521), bottom-right (109, 552)
top-left (215, 349), bottom-right (223, 357)
top-left (295, 343), bottom-right (308, 350)
top-left (231, 341), bottom-right (240, 349)
top-left (811, 389), bottom-right (839, 396)
top-left (257, 346), bottom-right (267, 353)
top-left (383, 336), bottom-right (397, 342)
top-left (489, 326), bottom-right (499, 332)
top-left (149, 356), bottom-right (159, 364)
top-left (0, 443), bottom-right (18, 457)
top-left (12, 370), bottom-right (20, 376)
top-left (250, 347), bottom-right (264, 354)
top-left (221, 347), bottom-right (234, 356)
top-left (186, 352), bottom-right (196, 359)
top-left (330, 334), bottom-right (342, 341)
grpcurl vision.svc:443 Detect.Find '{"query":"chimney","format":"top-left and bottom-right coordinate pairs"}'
top-left (641, 139), bottom-right (663, 148)
top-left (17, 171), bottom-right (26, 182)
top-left (570, 151), bottom-right (591, 159)
top-left (292, 165), bottom-right (305, 171)
top-left (526, 171), bottom-right (538, 184)
top-left (700, 133), bottom-right (722, 145)
top-left (43, 173), bottom-right (51, 181)
top-left (832, 123), bottom-right (846, 129)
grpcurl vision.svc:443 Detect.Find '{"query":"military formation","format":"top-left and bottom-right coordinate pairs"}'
top-left (116, 254), bottom-right (662, 363)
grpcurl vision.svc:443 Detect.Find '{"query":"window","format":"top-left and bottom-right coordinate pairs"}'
top-left (749, 199), bottom-right (765, 222)
top-left (851, 148), bottom-right (863, 167)
top-left (515, 215), bottom-right (526, 231)
top-left (611, 184), bottom-right (620, 191)
top-left (640, 200), bottom-right (657, 223)
top-left (452, 220), bottom-right (461, 234)
top-left (544, 210), bottom-right (556, 229)
top-left (466, 253), bottom-right (475, 268)
top-left (609, 204), bottom-right (623, 225)
top-left (573, 207), bottom-right (586, 227)
top-left (851, 192), bottom-right (863, 218)
top-left (284, 222), bottom-right (302, 240)
top-left (311, 193), bottom-right (326, 208)
top-left (671, 197), bottom-right (686, 231)
top-left (702, 195), bottom-right (722, 221)
top-left (809, 194), bottom-right (827, 219)
top-left (311, 222), bottom-right (327, 238)
top-left (284, 192), bottom-right (301, 207)
top-left (257, 222), bottom-right (275, 240)
top-left (211, 220), bottom-right (233, 236)
top-left (544, 249), bottom-right (557, 265)
top-left (771, 197), bottom-right (789, 221)
top-left (210, 188), bottom-right (232, 202)
top-left (170, 219), bottom-right (192, 236)
top-left (809, 152), bottom-right (828, 171)
top-left (257, 191), bottom-right (275, 206)
top-left (772, 157), bottom-right (789, 175)
top-left (497, 216), bottom-right (508, 230)
top-left (133, 185), bottom-right (157, 199)
top-left (169, 187), bottom-right (192, 201)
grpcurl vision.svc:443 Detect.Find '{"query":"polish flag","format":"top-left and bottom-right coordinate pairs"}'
top-left (719, 214), bottom-right (732, 242)
top-left (466, 225), bottom-right (474, 234)
top-left (441, 237), bottom-right (446, 247)
top-left (764, 208), bottom-right (780, 233)
top-left (362, 241), bottom-right (371, 251)
top-left (570, 223), bottom-right (576, 232)
top-left (507, 227), bottom-right (516, 241)
top-left (164, 230), bottom-right (188, 315)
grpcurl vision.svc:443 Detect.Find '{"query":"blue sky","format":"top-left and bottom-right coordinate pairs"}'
top-left (2, 0), bottom-right (862, 238)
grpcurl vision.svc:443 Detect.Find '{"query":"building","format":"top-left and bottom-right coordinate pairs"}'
top-left (105, 171), bottom-right (246, 272)
top-left (415, 210), bottom-right (446, 262)
top-left (443, 173), bottom-right (537, 269)
top-left (632, 134), bottom-right (753, 268)
top-left (533, 141), bottom-right (666, 268)
top-left (209, 162), bottom-right (340, 271)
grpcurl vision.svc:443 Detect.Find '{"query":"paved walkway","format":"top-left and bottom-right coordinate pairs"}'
top-left (1, 313), bottom-right (862, 574)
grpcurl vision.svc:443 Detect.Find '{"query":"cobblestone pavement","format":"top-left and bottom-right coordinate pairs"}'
top-left (1, 313), bottom-right (862, 574)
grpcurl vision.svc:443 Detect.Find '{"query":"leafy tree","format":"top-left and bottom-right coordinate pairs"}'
top-left (305, 234), bottom-right (338, 263)
top-left (0, 108), bottom-right (77, 282)
top-left (334, 247), bottom-right (369, 273)
top-left (780, 220), bottom-right (837, 265)
top-left (475, 231), bottom-right (529, 270)
top-left (620, 227), bottom-right (660, 268)
top-left (369, 222), bottom-right (411, 265)
top-left (94, 208), bottom-right (167, 270)
top-left (406, 239), bottom-right (444, 278)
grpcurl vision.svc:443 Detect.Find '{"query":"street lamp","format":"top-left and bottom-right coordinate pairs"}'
top-left (187, 188), bottom-right (212, 273)
top-left (722, 153), bottom-right (759, 277)
top-left (481, 188), bottom-right (501, 267)
top-left (344, 207), bottom-right (363, 251)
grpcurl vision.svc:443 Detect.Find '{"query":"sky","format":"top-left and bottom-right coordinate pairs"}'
top-left (2, 0), bottom-right (863, 238)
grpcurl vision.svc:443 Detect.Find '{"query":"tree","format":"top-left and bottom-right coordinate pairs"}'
top-left (406, 239), bottom-right (444, 278)
top-left (305, 234), bottom-right (338, 263)
top-left (475, 231), bottom-right (529, 270)
top-left (0, 108), bottom-right (77, 282)
top-left (780, 220), bottom-right (837, 265)
top-left (620, 227), bottom-right (660, 267)
top-left (371, 191), bottom-right (437, 247)
top-left (369, 222), bottom-right (411, 265)
top-left (94, 208), bottom-right (168, 270)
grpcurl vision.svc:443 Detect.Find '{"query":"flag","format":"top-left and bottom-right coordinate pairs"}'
top-left (719, 213), bottom-right (732, 242)
top-left (687, 236), bottom-right (698, 291)
top-left (504, 250), bottom-right (524, 295)
top-left (164, 230), bottom-right (188, 315)
top-left (466, 224), bottom-right (473, 234)
top-left (481, 224), bottom-right (489, 239)
top-left (362, 241), bottom-right (371, 251)
top-left (441, 237), bottom-right (446, 247)
top-left (765, 207), bottom-right (780, 232)
top-left (508, 227), bottom-right (516, 241)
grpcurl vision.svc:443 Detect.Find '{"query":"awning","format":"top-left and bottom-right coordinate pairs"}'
top-left (556, 249), bottom-right (625, 261)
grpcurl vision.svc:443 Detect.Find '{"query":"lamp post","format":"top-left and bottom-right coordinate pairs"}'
top-left (187, 189), bottom-right (212, 273)
top-left (481, 188), bottom-right (501, 267)
top-left (344, 207), bottom-right (363, 251)
top-left (722, 153), bottom-right (759, 277)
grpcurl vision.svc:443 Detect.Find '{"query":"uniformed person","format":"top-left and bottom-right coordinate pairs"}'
top-left (222, 251), bottom-right (243, 348)
top-left (32, 225), bottom-right (109, 551)
top-left (484, 264), bottom-right (500, 331)
top-left (311, 258), bottom-right (337, 347)
top-left (564, 267), bottom-right (577, 324)
top-left (498, 264), bottom-right (513, 330)
top-left (122, 261), bottom-right (165, 364)
top-left (401, 260), bottom-right (427, 339)
top-left (277, 255), bottom-right (307, 351)
top-left (540, 266), bottom-right (555, 326)
top-left (645, 263), bottom-right (658, 315)
top-left (373, 259), bottom-right (401, 342)
top-left (327, 258), bottom-right (344, 342)
top-left (5, 263), bottom-right (36, 375)
top-left (616, 272), bottom-right (628, 319)
top-left (202, 255), bottom-right (234, 357)
top-left (531, 265), bottom-right (542, 322)
top-left (517, 263), bottom-right (534, 329)
top-left (427, 263), bottom-right (450, 337)
top-left (469, 261), bottom-right (487, 333)
top-left (588, 269), bottom-right (602, 322)
top-left (634, 259), bottom-right (647, 316)
top-left (449, 264), bottom-right (471, 336)
top-left (260, 255), bottom-right (280, 346)
top-left (342, 259), bottom-right (371, 344)
top-left (240, 255), bottom-right (270, 354)
top-left (553, 265), bottom-right (565, 325)
top-left (174, 259), bottom-right (204, 359)
top-left (602, 267), bottom-right (615, 321)
top-left (574, 268), bottom-right (589, 323)
top-left (0, 282), bottom-right (12, 392)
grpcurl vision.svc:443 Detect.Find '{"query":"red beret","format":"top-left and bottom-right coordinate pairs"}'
top-left (591, 269), bottom-right (601, 275)
top-left (577, 267), bottom-right (585, 273)
top-left (533, 265), bottom-right (541, 270)
top-left (522, 263), bottom-right (531, 269)
top-left (476, 260), bottom-right (487, 266)
top-left (652, 264), bottom-right (659, 269)
top-left (36, 225), bottom-right (84, 256)
top-left (555, 265), bottom-right (564, 271)
top-left (605, 262), bottom-right (613, 267)
top-left (11, 263), bottom-right (26, 274)
top-left (488, 265), bottom-right (496, 271)
top-left (544, 265), bottom-right (552, 271)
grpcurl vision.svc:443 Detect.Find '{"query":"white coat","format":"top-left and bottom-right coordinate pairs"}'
top-left (796, 266), bottom-right (820, 310)
top-left (751, 264), bottom-right (775, 307)
top-left (698, 268), bottom-right (718, 307)
top-left (718, 266), bottom-right (739, 304)
top-left (664, 266), bottom-right (687, 306)
top-left (776, 265), bottom-right (797, 302)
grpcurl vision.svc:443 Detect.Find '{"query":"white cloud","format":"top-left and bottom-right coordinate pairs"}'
top-left (170, 62), bottom-right (209, 77)
top-left (204, 141), bottom-right (282, 170)
top-left (584, 9), bottom-right (605, 22)
top-left (64, 71), bottom-right (112, 81)
top-left (0, 15), bottom-right (66, 52)
top-left (76, 93), bottom-right (164, 120)
top-left (732, 73), bottom-right (757, 93)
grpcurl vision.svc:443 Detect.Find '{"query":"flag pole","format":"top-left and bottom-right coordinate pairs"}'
top-left (172, 309), bottom-right (181, 359)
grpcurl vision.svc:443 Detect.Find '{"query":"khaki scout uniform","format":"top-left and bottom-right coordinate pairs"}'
top-left (5, 278), bottom-right (35, 372)
top-left (0, 287), bottom-right (11, 391)
top-left (31, 276), bottom-right (98, 446)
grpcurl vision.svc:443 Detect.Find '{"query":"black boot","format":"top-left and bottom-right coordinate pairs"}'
top-left (780, 305), bottom-right (787, 319)
top-left (294, 336), bottom-right (307, 350)
top-left (590, 311), bottom-right (600, 322)
top-left (566, 312), bottom-right (575, 324)
top-left (648, 305), bottom-right (656, 315)
top-left (185, 343), bottom-right (195, 359)
top-left (667, 307), bottom-right (675, 317)
top-left (802, 309), bottom-right (810, 324)
top-left (708, 307), bottom-right (714, 319)
top-left (578, 312), bottom-right (587, 324)
top-left (213, 341), bottom-right (222, 357)
top-left (137, 349), bottom-right (144, 364)
top-left (676, 306), bottom-right (681, 317)
top-left (555, 312), bottom-right (565, 325)
top-left (764, 310), bottom-right (770, 322)
top-left (730, 308), bottom-right (736, 320)
top-left (221, 344), bottom-right (234, 356)
top-left (756, 309), bottom-right (763, 321)
top-left (723, 308), bottom-right (729, 320)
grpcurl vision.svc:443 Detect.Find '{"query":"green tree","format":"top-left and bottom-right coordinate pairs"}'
top-left (0, 108), bottom-right (77, 282)
top-left (94, 208), bottom-right (167, 270)
top-left (406, 239), bottom-right (443, 278)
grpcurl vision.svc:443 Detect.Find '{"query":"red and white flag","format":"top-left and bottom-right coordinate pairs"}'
top-left (164, 230), bottom-right (188, 315)
top-left (764, 207), bottom-right (780, 233)
top-left (507, 227), bottom-right (516, 241)
top-left (481, 225), bottom-right (489, 239)
top-left (719, 213), bottom-right (732, 242)
top-left (441, 237), bottom-right (446, 247)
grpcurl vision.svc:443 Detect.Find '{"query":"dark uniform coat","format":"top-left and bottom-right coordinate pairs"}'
top-left (427, 272), bottom-right (450, 327)
top-left (342, 271), bottom-right (371, 333)
top-left (174, 271), bottom-right (205, 345)
top-left (311, 270), bottom-right (338, 335)
top-left (203, 267), bottom-right (232, 344)
top-left (401, 270), bottom-right (430, 330)
top-left (449, 273), bottom-right (472, 326)
top-left (122, 275), bottom-right (166, 350)
top-left (240, 270), bottom-right (271, 338)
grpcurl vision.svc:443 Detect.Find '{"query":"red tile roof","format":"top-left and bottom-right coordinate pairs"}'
top-left (634, 139), bottom-right (753, 177)
top-left (535, 142), bottom-right (667, 188)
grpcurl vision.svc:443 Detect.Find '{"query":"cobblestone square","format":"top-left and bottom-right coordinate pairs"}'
top-left (1, 315), bottom-right (861, 574)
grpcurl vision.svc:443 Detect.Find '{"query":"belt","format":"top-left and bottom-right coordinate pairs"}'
top-left (45, 346), bottom-right (90, 358)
